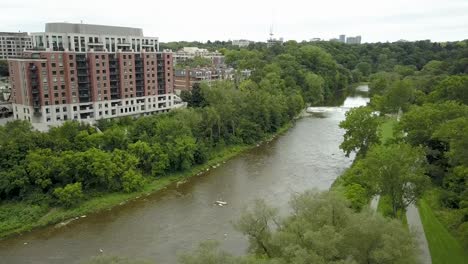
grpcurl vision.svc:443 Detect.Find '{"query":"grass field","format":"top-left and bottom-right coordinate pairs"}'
top-left (379, 117), bottom-right (397, 144)
top-left (418, 199), bottom-right (468, 264)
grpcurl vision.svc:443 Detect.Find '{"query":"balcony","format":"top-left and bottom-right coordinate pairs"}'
top-left (77, 70), bottom-right (88, 77)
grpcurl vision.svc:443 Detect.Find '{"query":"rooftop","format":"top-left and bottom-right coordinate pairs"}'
top-left (44, 22), bottom-right (144, 37)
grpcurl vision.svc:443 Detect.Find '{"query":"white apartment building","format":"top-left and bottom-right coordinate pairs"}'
top-left (31, 22), bottom-right (159, 53)
top-left (0, 32), bottom-right (32, 59)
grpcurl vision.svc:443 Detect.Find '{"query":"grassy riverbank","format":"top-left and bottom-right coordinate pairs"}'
top-left (418, 198), bottom-right (467, 264)
top-left (0, 122), bottom-right (294, 240)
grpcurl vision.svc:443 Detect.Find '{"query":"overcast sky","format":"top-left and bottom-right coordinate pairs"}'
top-left (2, 0), bottom-right (468, 43)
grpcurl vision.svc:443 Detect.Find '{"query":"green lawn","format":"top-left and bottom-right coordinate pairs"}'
top-left (379, 118), bottom-right (397, 144)
top-left (418, 199), bottom-right (468, 264)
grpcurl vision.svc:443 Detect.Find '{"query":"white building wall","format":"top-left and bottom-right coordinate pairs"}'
top-left (12, 94), bottom-right (180, 131)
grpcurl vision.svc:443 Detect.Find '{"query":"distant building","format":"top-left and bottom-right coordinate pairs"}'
top-left (173, 67), bottom-right (234, 94)
top-left (232, 39), bottom-right (251, 47)
top-left (173, 47), bottom-right (224, 66)
top-left (310, 38), bottom-right (321, 42)
top-left (329, 38), bottom-right (340, 42)
top-left (339, 34), bottom-right (346, 43)
top-left (346, 35), bottom-right (362, 44)
top-left (267, 37), bottom-right (284, 48)
top-left (0, 32), bottom-right (32, 59)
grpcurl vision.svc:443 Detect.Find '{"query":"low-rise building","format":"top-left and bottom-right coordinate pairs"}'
top-left (174, 67), bottom-right (235, 94)
top-left (173, 47), bottom-right (224, 66)
top-left (0, 32), bottom-right (32, 59)
top-left (232, 39), bottom-right (251, 47)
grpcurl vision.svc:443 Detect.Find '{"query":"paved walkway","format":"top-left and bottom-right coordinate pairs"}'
top-left (407, 203), bottom-right (432, 264)
top-left (370, 195), bottom-right (380, 212)
top-left (369, 196), bottom-right (432, 264)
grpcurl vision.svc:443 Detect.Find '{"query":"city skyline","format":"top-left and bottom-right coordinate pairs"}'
top-left (1, 0), bottom-right (467, 43)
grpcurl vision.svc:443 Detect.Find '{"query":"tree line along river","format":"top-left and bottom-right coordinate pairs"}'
top-left (0, 85), bottom-right (370, 264)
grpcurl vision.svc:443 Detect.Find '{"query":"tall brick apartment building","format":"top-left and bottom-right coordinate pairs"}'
top-left (8, 23), bottom-right (182, 130)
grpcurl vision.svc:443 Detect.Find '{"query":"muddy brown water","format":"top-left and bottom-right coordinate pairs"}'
top-left (0, 86), bottom-right (369, 264)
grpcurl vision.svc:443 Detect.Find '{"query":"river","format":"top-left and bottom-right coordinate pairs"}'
top-left (0, 85), bottom-right (370, 264)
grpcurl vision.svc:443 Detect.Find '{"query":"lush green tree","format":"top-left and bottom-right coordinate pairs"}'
top-left (180, 90), bottom-right (192, 104)
top-left (167, 135), bottom-right (197, 171)
top-left (398, 101), bottom-right (468, 146)
top-left (128, 141), bottom-right (154, 174)
top-left (190, 83), bottom-right (206, 108)
top-left (53, 182), bottom-right (84, 208)
top-left (84, 255), bottom-right (153, 264)
top-left (343, 183), bottom-right (368, 211)
top-left (339, 106), bottom-right (381, 157)
top-left (186, 191), bottom-right (416, 264)
top-left (355, 62), bottom-right (372, 76)
top-left (368, 71), bottom-right (400, 96)
top-left (377, 79), bottom-right (415, 113)
top-left (433, 117), bottom-right (468, 167)
top-left (429, 75), bottom-right (468, 104)
top-left (179, 241), bottom-right (238, 264)
top-left (121, 170), bottom-right (145, 193)
top-left (302, 72), bottom-right (325, 105)
top-left (393, 65), bottom-right (417, 77)
top-left (358, 144), bottom-right (428, 217)
top-left (421, 60), bottom-right (448, 75)
top-left (238, 79), bottom-right (258, 92)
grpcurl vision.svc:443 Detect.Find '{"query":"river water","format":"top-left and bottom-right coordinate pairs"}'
top-left (0, 86), bottom-right (369, 264)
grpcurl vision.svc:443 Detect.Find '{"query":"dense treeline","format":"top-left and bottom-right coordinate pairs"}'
top-left (334, 43), bottom-right (468, 249)
top-left (0, 81), bottom-right (303, 209)
top-left (163, 39), bottom-right (467, 106)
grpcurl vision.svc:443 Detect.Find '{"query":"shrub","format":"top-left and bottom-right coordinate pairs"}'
top-left (53, 182), bottom-right (84, 208)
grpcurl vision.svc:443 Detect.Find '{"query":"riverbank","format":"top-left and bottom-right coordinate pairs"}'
top-left (0, 121), bottom-right (295, 240)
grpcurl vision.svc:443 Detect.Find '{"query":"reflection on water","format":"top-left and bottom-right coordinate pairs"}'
top-left (0, 87), bottom-right (370, 264)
